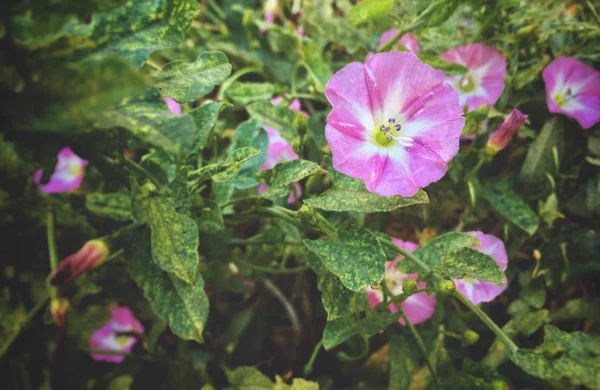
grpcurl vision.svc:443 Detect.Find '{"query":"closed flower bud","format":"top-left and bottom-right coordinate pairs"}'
top-left (462, 330), bottom-right (480, 346)
top-left (50, 240), bottom-right (109, 285)
top-left (50, 297), bottom-right (71, 329)
top-left (438, 280), bottom-right (456, 294)
top-left (486, 109), bottom-right (528, 155)
top-left (402, 279), bottom-right (418, 295)
top-left (263, 0), bottom-right (280, 26)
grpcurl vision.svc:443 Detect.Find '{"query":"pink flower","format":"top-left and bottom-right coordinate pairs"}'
top-left (295, 27), bottom-right (304, 37)
top-left (378, 30), bottom-right (420, 53)
top-left (366, 239), bottom-right (436, 325)
top-left (258, 96), bottom-right (308, 203)
top-left (33, 147), bottom-right (87, 194)
top-left (453, 231), bottom-right (508, 305)
top-left (89, 307), bottom-right (144, 364)
top-left (542, 56), bottom-right (600, 129)
top-left (440, 43), bottom-right (507, 113)
top-left (263, 0), bottom-right (279, 27)
top-left (50, 240), bottom-right (110, 285)
top-left (324, 52), bottom-right (465, 197)
top-left (486, 109), bottom-right (528, 155)
top-left (164, 97), bottom-right (181, 115)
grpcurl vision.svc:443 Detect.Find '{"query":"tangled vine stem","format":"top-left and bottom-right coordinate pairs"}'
top-left (46, 210), bottom-right (58, 299)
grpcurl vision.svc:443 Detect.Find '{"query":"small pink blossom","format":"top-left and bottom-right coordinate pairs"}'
top-left (33, 147), bottom-right (87, 194)
top-left (453, 231), bottom-right (508, 305)
top-left (164, 97), bottom-right (181, 115)
top-left (263, 0), bottom-right (279, 28)
top-left (440, 43), bottom-right (507, 113)
top-left (324, 52), bottom-right (465, 197)
top-left (542, 56), bottom-right (600, 129)
top-left (378, 30), bottom-right (420, 53)
top-left (366, 239), bottom-right (436, 325)
top-left (486, 109), bottom-right (528, 154)
top-left (258, 96), bottom-right (308, 203)
top-left (295, 27), bottom-right (304, 37)
top-left (89, 307), bottom-right (144, 364)
top-left (50, 240), bottom-right (110, 285)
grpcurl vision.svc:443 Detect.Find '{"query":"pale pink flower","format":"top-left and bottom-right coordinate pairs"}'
top-left (542, 56), bottom-right (600, 129)
top-left (295, 27), bottom-right (304, 37)
top-left (453, 231), bottom-right (508, 305)
top-left (263, 0), bottom-right (279, 27)
top-left (33, 147), bottom-right (87, 194)
top-left (89, 307), bottom-right (144, 363)
top-left (50, 240), bottom-right (110, 285)
top-left (164, 97), bottom-right (181, 115)
top-left (366, 239), bottom-right (436, 325)
top-left (324, 52), bottom-right (465, 197)
top-left (258, 96), bottom-right (308, 203)
top-left (486, 109), bottom-right (528, 154)
top-left (378, 30), bottom-right (420, 53)
top-left (440, 43), bottom-right (507, 112)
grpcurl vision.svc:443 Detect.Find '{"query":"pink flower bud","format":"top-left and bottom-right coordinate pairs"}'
top-left (50, 240), bottom-right (110, 285)
top-left (50, 297), bottom-right (71, 329)
top-left (486, 109), bottom-right (528, 155)
top-left (263, 0), bottom-right (279, 28)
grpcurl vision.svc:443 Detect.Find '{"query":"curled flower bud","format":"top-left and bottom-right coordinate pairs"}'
top-left (50, 240), bottom-right (110, 285)
top-left (485, 109), bottom-right (528, 155)
top-left (462, 330), bottom-right (480, 346)
top-left (402, 279), bottom-right (418, 295)
top-left (50, 297), bottom-right (71, 329)
top-left (438, 280), bottom-right (456, 294)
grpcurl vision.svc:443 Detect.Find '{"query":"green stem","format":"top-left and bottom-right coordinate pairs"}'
top-left (453, 292), bottom-right (518, 354)
top-left (288, 92), bottom-right (328, 102)
top-left (291, 61), bottom-right (305, 96)
top-left (303, 339), bottom-right (324, 376)
top-left (218, 66), bottom-right (264, 99)
top-left (234, 258), bottom-right (309, 274)
top-left (401, 312), bottom-right (440, 389)
top-left (231, 238), bottom-right (302, 246)
top-left (46, 211), bottom-right (58, 298)
top-left (122, 157), bottom-right (164, 189)
top-left (0, 297), bottom-right (49, 361)
top-left (207, 0), bottom-right (226, 19)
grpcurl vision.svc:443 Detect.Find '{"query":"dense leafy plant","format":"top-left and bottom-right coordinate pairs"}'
top-left (1, 0), bottom-right (599, 389)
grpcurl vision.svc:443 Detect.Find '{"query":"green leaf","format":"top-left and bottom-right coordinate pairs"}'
top-left (224, 366), bottom-right (273, 390)
top-left (519, 118), bottom-right (564, 190)
top-left (62, 0), bottom-right (200, 67)
top-left (132, 172), bottom-right (198, 283)
top-left (510, 325), bottom-right (600, 389)
top-left (438, 247), bottom-right (505, 286)
top-left (303, 157), bottom-right (429, 212)
top-left (192, 147), bottom-right (261, 183)
top-left (190, 102), bottom-right (223, 153)
top-left (480, 181), bottom-right (539, 235)
top-left (348, 0), bottom-right (395, 26)
top-left (302, 40), bottom-right (333, 93)
top-left (323, 311), bottom-right (401, 349)
top-left (17, 57), bottom-right (146, 132)
top-left (418, 52), bottom-right (468, 75)
top-left (304, 225), bottom-right (386, 292)
top-left (196, 199), bottom-right (224, 233)
top-left (85, 192), bottom-right (132, 221)
top-left (257, 160), bottom-right (324, 187)
top-left (389, 333), bottom-right (419, 390)
top-left (154, 51), bottom-right (232, 103)
top-left (229, 119), bottom-right (269, 180)
top-left (246, 101), bottom-right (303, 144)
top-left (513, 59), bottom-right (550, 90)
top-left (225, 82), bottom-right (274, 105)
top-left (129, 230), bottom-right (208, 343)
top-left (317, 271), bottom-right (368, 321)
top-left (97, 89), bottom-right (196, 156)
top-left (409, 232), bottom-right (479, 270)
top-left (551, 298), bottom-right (600, 322)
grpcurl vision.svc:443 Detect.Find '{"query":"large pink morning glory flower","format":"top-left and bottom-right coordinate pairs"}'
top-left (542, 56), bottom-right (600, 129)
top-left (453, 231), bottom-right (508, 305)
top-left (89, 307), bottom-right (144, 363)
top-left (378, 30), bottom-right (420, 53)
top-left (257, 96), bottom-right (307, 203)
top-left (324, 51), bottom-right (465, 197)
top-left (366, 239), bottom-right (436, 325)
top-left (440, 43), bottom-right (507, 112)
top-left (33, 147), bottom-right (87, 194)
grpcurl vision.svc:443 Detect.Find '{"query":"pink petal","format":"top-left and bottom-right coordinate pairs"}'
top-left (400, 291), bottom-right (436, 325)
top-left (543, 56), bottom-right (600, 129)
top-left (453, 276), bottom-right (508, 305)
top-left (366, 287), bottom-right (384, 307)
top-left (467, 231), bottom-right (508, 271)
top-left (34, 147), bottom-right (87, 194)
top-left (165, 97), bottom-right (182, 115)
top-left (110, 307), bottom-right (144, 333)
top-left (378, 30), bottom-right (420, 53)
